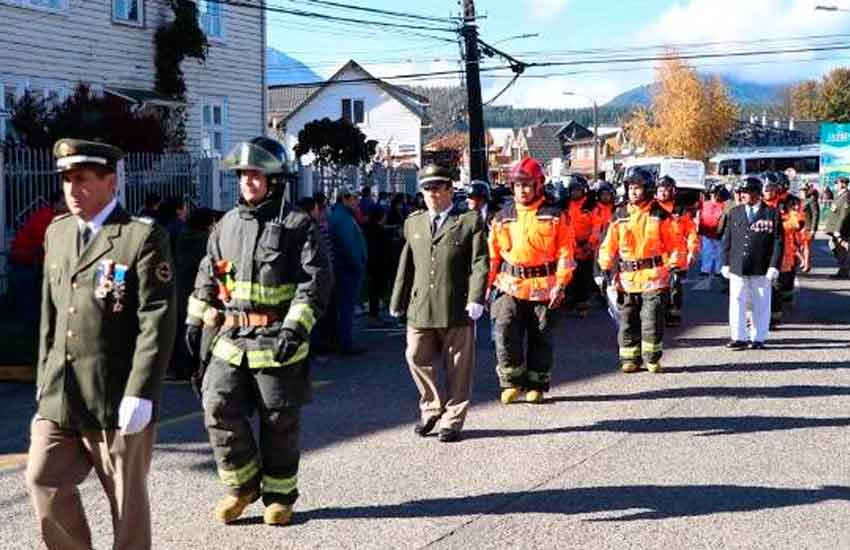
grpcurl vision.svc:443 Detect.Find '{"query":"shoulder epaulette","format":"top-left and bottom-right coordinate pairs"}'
top-left (408, 209), bottom-right (426, 218)
top-left (494, 203), bottom-right (517, 223)
top-left (131, 216), bottom-right (155, 225)
top-left (537, 203), bottom-right (563, 219)
top-left (48, 212), bottom-right (72, 225)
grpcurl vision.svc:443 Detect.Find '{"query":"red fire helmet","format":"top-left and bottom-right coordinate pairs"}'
top-left (510, 157), bottom-right (546, 186)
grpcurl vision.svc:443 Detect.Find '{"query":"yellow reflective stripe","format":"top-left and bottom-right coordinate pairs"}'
top-left (619, 346), bottom-right (640, 359)
top-left (231, 281), bottom-right (296, 306)
top-left (641, 341), bottom-right (662, 353)
top-left (187, 296), bottom-right (209, 322)
top-left (212, 337), bottom-right (244, 366)
top-left (218, 458), bottom-right (259, 488)
top-left (262, 474), bottom-right (297, 495)
top-left (246, 342), bottom-right (309, 369)
top-left (285, 302), bottom-right (316, 333)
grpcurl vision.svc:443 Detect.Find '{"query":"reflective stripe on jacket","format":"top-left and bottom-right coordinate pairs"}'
top-left (488, 197), bottom-right (576, 302)
top-left (598, 201), bottom-right (683, 294)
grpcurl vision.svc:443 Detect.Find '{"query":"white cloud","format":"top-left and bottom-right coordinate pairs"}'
top-left (639, 0), bottom-right (850, 83)
top-left (526, 0), bottom-right (571, 19)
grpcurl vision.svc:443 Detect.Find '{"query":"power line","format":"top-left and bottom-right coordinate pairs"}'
top-left (280, 0), bottom-right (454, 24)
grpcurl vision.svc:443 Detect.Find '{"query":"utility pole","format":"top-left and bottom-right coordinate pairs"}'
top-left (461, 0), bottom-right (488, 182)
top-left (592, 100), bottom-right (599, 180)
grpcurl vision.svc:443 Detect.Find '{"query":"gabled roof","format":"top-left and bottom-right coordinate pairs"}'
top-left (268, 60), bottom-right (430, 126)
top-left (523, 123), bottom-right (564, 162)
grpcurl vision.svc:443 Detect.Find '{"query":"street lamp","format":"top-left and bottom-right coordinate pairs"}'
top-left (564, 91), bottom-right (599, 180)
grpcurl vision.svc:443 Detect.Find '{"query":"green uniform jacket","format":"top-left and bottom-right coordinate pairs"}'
top-left (37, 207), bottom-right (177, 430)
top-left (823, 189), bottom-right (850, 238)
top-left (390, 206), bottom-right (489, 329)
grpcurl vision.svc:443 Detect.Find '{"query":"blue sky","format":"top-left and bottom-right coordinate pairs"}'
top-left (266, 0), bottom-right (850, 107)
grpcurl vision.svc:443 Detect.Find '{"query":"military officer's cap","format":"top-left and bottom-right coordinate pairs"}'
top-left (53, 139), bottom-right (124, 173)
top-left (740, 176), bottom-right (763, 194)
top-left (418, 164), bottom-right (453, 187)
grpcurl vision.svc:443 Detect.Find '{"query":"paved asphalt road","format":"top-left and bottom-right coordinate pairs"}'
top-left (0, 238), bottom-right (848, 549)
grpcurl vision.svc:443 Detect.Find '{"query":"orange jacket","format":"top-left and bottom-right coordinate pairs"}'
top-left (765, 193), bottom-right (804, 272)
top-left (657, 200), bottom-right (700, 269)
top-left (488, 197), bottom-right (576, 302)
top-left (598, 201), bottom-right (683, 294)
top-left (568, 197), bottom-right (603, 260)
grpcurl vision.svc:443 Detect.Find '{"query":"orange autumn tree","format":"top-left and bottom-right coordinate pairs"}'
top-left (627, 54), bottom-right (736, 161)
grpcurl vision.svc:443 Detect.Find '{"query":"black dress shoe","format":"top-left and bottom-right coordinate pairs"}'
top-left (413, 417), bottom-right (439, 437)
top-left (727, 340), bottom-right (748, 350)
top-left (438, 429), bottom-right (461, 443)
top-left (749, 341), bottom-right (766, 350)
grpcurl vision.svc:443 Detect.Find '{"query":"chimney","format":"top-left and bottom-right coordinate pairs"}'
top-left (761, 112), bottom-right (767, 126)
top-left (789, 117), bottom-right (795, 131)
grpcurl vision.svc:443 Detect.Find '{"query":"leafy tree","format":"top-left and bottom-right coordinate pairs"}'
top-left (818, 68), bottom-right (850, 122)
top-left (788, 80), bottom-right (820, 119)
top-left (294, 117), bottom-right (378, 171)
top-left (626, 55), bottom-right (736, 161)
top-left (7, 83), bottom-right (168, 152)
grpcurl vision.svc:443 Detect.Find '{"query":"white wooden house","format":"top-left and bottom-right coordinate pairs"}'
top-left (0, 0), bottom-right (266, 155)
top-left (269, 60), bottom-right (430, 170)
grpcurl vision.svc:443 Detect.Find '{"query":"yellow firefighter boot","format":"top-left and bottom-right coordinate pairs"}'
top-left (263, 503), bottom-right (293, 526)
top-left (500, 388), bottom-right (521, 405)
top-left (526, 390), bottom-right (543, 404)
top-left (646, 362), bottom-right (663, 374)
top-left (621, 361), bottom-right (640, 373)
top-left (214, 491), bottom-right (259, 524)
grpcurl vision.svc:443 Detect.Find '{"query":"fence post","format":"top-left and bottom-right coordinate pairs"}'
top-left (116, 158), bottom-right (126, 207)
top-left (211, 158), bottom-right (222, 211)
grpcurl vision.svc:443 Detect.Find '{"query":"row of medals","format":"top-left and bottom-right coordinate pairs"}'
top-left (95, 260), bottom-right (128, 312)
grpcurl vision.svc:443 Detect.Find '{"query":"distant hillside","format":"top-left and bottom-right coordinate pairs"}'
top-left (607, 74), bottom-right (787, 108)
top-left (266, 47), bottom-right (322, 86)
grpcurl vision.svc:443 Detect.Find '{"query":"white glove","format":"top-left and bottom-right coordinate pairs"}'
top-left (389, 309), bottom-right (403, 318)
top-left (721, 266), bottom-right (731, 279)
top-left (766, 267), bottom-right (780, 281)
top-left (118, 396), bottom-right (153, 435)
top-left (466, 302), bottom-right (485, 321)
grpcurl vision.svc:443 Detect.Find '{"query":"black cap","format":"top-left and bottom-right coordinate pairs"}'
top-left (419, 164), bottom-right (453, 187)
top-left (468, 180), bottom-right (491, 200)
top-left (741, 176), bottom-right (763, 194)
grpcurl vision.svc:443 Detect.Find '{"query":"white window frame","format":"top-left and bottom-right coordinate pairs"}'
top-left (201, 98), bottom-right (228, 156)
top-left (198, 0), bottom-right (224, 42)
top-left (341, 98), bottom-right (365, 125)
top-left (0, 0), bottom-right (68, 13)
top-left (112, 0), bottom-right (144, 26)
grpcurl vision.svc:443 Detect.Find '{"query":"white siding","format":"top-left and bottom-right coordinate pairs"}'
top-left (282, 66), bottom-right (423, 168)
top-left (0, 0), bottom-right (263, 152)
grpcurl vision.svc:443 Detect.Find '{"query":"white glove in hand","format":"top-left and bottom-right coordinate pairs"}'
top-left (466, 302), bottom-right (485, 321)
top-left (389, 309), bottom-right (403, 318)
top-left (721, 266), bottom-right (731, 279)
top-left (766, 267), bottom-right (780, 281)
top-left (118, 396), bottom-right (152, 435)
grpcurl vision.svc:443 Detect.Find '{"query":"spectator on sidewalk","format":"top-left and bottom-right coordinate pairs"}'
top-left (329, 186), bottom-right (368, 355)
top-left (363, 205), bottom-right (391, 327)
top-left (800, 184), bottom-right (820, 272)
top-left (722, 177), bottom-right (783, 350)
top-left (138, 191), bottom-right (162, 222)
top-left (699, 183), bottom-right (728, 276)
top-left (824, 176), bottom-right (850, 279)
top-left (9, 191), bottom-right (67, 326)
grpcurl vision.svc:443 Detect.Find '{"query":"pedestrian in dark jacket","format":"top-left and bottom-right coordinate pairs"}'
top-left (364, 205), bottom-right (391, 325)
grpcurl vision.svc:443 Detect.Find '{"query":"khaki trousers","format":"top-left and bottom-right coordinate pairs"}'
top-left (25, 416), bottom-right (155, 550)
top-left (405, 324), bottom-right (475, 431)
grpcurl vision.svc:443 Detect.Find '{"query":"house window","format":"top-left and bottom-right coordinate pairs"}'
top-left (0, 0), bottom-right (67, 12)
top-left (198, 0), bottom-right (223, 39)
top-left (202, 99), bottom-right (226, 155)
top-left (341, 98), bottom-right (365, 124)
top-left (113, 0), bottom-right (143, 25)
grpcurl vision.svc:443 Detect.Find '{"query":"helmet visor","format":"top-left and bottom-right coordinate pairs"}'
top-left (222, 142), bottom-right (283, 175)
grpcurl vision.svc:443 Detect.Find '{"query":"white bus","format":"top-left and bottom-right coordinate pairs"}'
top-left (709, 146), bottom-right (820, 179)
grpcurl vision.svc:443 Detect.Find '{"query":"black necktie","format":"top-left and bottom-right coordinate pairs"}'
top-left (79, 225), bottom-right (92, 254)
top-left (431, 214), bottom-right (440, 236)
top-left (747, 207), bottom-right (754, 223)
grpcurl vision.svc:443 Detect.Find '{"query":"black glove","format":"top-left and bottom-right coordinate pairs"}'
top-left (275, 328), bottom-right (304, 364)
top-left (185, 325), bottom-right (202, 359)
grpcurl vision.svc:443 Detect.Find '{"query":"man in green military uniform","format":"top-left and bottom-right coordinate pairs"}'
top-left (185, 137), bottom-right (330, 525)
top-left (390, 165), bottom-right (489, 443)
top-left (25, 139), bottom-right (177, 550)
top-left (824, 176), bottom-right (850, 279)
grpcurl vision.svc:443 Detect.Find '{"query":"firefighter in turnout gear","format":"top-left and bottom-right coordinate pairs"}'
top-left (564, 175), bottom-right (603, 317)
top-left (598, 169), bottom-right (683, 373)
top-left (762, 173), bottom-right (803, 326)
top-left (488, 158), bottom-right (576, 404)
top-left (655, 176), bottom-right (699, 327)
top-left (185, 137), bottom-right (331, 526)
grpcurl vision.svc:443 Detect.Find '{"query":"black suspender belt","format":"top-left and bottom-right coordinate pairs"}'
top-left (618, 256), bottom-right (663, 272)
top-left (500, 260), bottom-right (559, 279)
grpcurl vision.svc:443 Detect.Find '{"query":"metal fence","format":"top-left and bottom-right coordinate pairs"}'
top-left (297, 164), bottom-right (419, 200)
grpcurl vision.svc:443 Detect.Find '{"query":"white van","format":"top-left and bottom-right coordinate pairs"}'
top-left (621, 157), bottom-right (706, 191)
